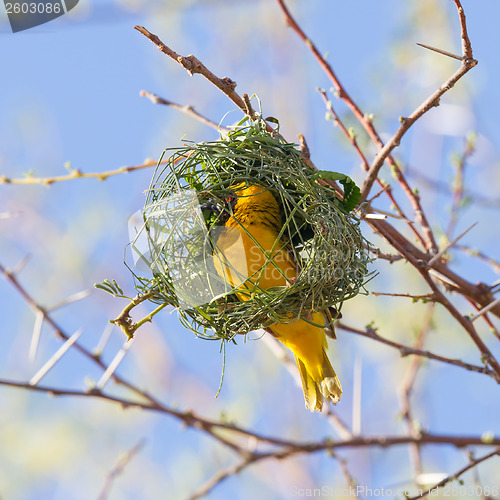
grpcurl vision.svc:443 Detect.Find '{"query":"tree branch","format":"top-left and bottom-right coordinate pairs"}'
top-left (135, 26), bottom-right (244, 110)
top-left (0, 158), bottom-right (160, 185)
top-left (407, 447), bottom-right (500, 500)
top-left (275, 0), bottom-right (439, 252)
top-left (140, 90), bottom-right (228, 133)
top-left (360, 55), bottom-right (477, 201)
top-left (338, 322), bottom-right (493, 377)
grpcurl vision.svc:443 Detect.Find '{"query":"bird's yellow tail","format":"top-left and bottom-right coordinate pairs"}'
top-left (295, 350), bottom-right (342, 412)
top-left (269, 314), bottom-right (342, 412)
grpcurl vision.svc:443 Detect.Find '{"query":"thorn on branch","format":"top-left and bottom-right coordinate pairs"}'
top-left (416, 42), bottom-right (464, 61)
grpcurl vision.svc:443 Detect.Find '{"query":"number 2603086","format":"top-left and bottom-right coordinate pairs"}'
top-left (443, 485), bottom-right (499, 497)
top-left (5, 2), bottom-right (62, 14)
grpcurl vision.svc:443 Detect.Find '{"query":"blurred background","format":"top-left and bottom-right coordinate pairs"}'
top-left (1, 0), bottom-right (499, 499)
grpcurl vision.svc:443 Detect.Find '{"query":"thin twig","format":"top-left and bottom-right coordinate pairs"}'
top-left (242, 93), bottom-right (258, 120)
top-left (428, 223), bottom-right (477, 267)
top-left (332, 451), bottom-right (359, 491)
top-left (399, 305), bottom-right (435, 482)
top-left (317, 87), bottom-right (426, 247)
top-left (371, 292), bottom-right (434, 302)
top-left (368, 217), bottom-right (500, 319)
top-left (337, 322), bottom-right (493, 376)
top-left (407, 447), bottom-right (500, 500)
top-left (189, 456), bottom-right (257, 500)
top-left (456, 245), bottom-right (500, 274)
top-left (98, 439), bottom-right (146, 500)
top-left (447, 135), bottom-right (476, 239)
top-left (452, 0), bottom-right (474, 60)
top-left (0, 159), bottom-right (160, 185)
top-left (359, 0), bottom-right (477, 204)
top-left (140, 90), bottom-right (227, 133)
top-left (276, 0), bottom-right (438, 252)
top-left (48, 289), bottom-right (92, 311)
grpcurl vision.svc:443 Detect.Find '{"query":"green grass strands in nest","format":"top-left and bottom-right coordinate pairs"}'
top-left (129, 118), bottom-right (372, 340)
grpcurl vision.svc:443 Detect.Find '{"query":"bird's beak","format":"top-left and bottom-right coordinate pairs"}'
top-left (200, 201), bottom-right (222, 215)
top-left (200, 200), bottom-right (229, 225)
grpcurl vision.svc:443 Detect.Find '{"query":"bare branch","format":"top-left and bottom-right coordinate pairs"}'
top-left (451, 0), bottom-right (474, 60)
top-left (317, 87), bottom-right (427, 246)
top-left (360, 0), bottom-right (477, 203)
top-left (407, 447), bottom-right (500, 500)
top-left (447, 135), bottom-right (476, 238)
top-left (428, 223), bottom-right (477, 267)
top-left (140, 90), bottom-right (227, 132)
top-left (276, 0), bottom-right (438, 252)
top-left (98, 439), bottom-right (146, 500)
top-left (188, 457), bottom-right (257, 500)
top-left (3, 377), bottom-right (500, 452)
top-left (367, 217), bottom-right (500, 319)
top-left (316, 87), bottom-right (369, 171)
top-left (0, 158), bottom-right (160, 185)
top-left (399, 305), bottom-right (435, 481)
top-left (360, 56), bottom-right (477, 202)
top-left (134, 25), bottom-right (277, 135)
top-left (338, 322), bottom-right (493, 376)
top-left (457, 245), bottom-right (500, 274)
top-left (135, 26), bottom-right (243, 110)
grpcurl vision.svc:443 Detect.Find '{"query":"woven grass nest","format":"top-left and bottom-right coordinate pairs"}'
top-left (130, 119), bottom-right (371, 340)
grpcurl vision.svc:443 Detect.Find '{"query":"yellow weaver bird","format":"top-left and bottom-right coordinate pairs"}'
top-left (212, 183), bottom-right (342, 411)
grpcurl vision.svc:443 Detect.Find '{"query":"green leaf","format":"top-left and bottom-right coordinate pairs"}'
top-left (264, 116), bottom-right (280, 126)
top-left (95, 279), bottom-right (124, 297)
top-left (312, 170), bottom-right (361, 212)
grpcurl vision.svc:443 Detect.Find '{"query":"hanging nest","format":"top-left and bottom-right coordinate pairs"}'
top-left (129, 119), bottom-right (371, 340)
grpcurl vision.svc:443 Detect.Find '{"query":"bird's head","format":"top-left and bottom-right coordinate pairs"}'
top-left (200, 182), bottom-right (281, 229)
